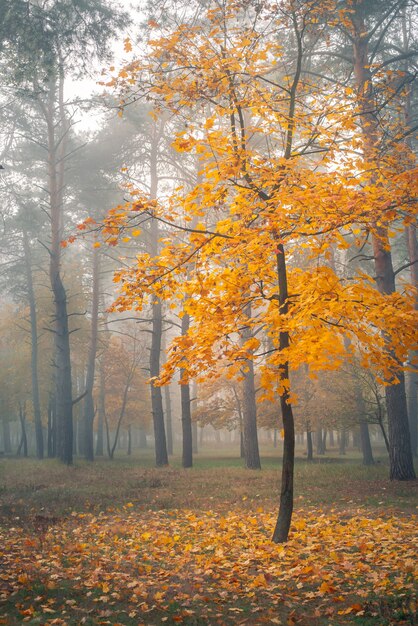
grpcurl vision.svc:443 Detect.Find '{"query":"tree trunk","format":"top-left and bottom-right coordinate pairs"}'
top-left (109, 370), bottom-right (133, 460)
top-left (180, 378), bottom-right (193, 468)
top-left (150, 297), bottom-right (168, 466)
top-left (47, 395), bottom-right (56, 457)
top-left (306, 428), bottom-right (313, 461)
top-left (127, 424), bottom-right (132, 455)
top-left (96, 356), bottom-right (106, 457)
top-left (352, 4), bottom-right (415, 480)
top-left (83, 247), bottom-right (100, 462)
top-left (406, 223), bottom-right (418, 457)
top-left (22, 228), bottom-right (43, 459)
top-left (360, 421), bottom-right (374, 465)
top-left (42, 71), bottom-right (73, 465)
top-left (241, 304), bottom-right (261, 469)
top-left (164, 385), bottom-right (174, 455)
top-left (339, 430), bottom-right (346, 455)
top-left (272, 244), bottom-right (295, 543)
top-left (17, 404), bottom-right (28, 458)
top-left (148, 120), bottom-right (168, 467)
top-left (353, 376), bottom-right (374, 464)
top-left (316, 427), bottom-right (325, 455)
top-left (180, 311), bottom-right (193, 468)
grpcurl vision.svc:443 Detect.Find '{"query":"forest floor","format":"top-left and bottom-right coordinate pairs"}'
top-left (0, 449), bottom-right (417, 625)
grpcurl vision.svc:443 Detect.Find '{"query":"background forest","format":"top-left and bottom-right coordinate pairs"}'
top-left (0, 0), bottom-right (417, 624)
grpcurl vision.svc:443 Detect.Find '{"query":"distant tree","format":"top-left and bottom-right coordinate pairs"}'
top-left (0, 0), bottom-right (128, 464)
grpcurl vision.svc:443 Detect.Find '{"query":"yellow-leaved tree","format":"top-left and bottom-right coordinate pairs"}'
top-left (84, 0), bottom-right (417, 541)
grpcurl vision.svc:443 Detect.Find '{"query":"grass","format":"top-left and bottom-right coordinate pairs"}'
top-left (0, 448), bottom-right (416, 625)
top-left (0, 447), bottom-right (415, 522)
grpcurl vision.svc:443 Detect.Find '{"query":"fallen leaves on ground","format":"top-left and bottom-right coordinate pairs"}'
top-left (0, 507), bottom-right (416, 624)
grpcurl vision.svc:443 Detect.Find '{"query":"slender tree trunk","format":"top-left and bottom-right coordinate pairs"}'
top-left (109, 371), bottom-right (133, 460)
top-left (47, 395), bottom-right (56, 457)
top-left (96, 356), bottom-right (106, 457)
top-left (402, 0), bottom-right (418, 460)
top-left (22, 229), bottom-right (43, 459)
top-left (104, 412), bottom-right (111, 458)
top-left (150, 297), bottom-right (168, 466)
top-left (306, 427), bottom-right (313, 461)
top-left (83, 247), bottom-right (100, 462)
top-left (272, 245), bottom-right (295, 543)
top-left (41, 71), bottom-right (73, 465)
top-left (339, 430), bottom-right (347, 455)
top-left (17, 404), bottom-right (28, 458)
top-left (352, 4), bottom-right (415, 480)
top-left (149, 124), bottom-right (168, 467)
top-left (360, 421), bottom-right (374, 465)
top-left (406, 222), bottom-right (418, 456)
top-left (180, 313), bottom-right (193, 468)
top-left (317, 427), bottom-right (325, 455)
top-left (241, 311), bottom-right (261, 469)
top-left (127, 425), bottom-right (132, 455)
top-left (164, 385), bottom-right (174, 455)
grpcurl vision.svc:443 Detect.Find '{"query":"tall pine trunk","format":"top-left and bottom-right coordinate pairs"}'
top-left (83, 247), bottom-right (100, 461)
top-left (41, 68), bottom-right (73, 465)
top-left (22, 228), bottom-right (43, 459)
top-left (149, 122), bottom-right (168, 467)
top-left (150, 297), bottom-right (168, 466)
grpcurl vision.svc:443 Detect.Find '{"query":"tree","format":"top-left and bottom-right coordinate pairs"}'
top-left (85, 0), bottom-right (417, 541)
top-left (348, 0), bottom-right (416, 479)
top-left (0, 0), bottom-right (127, 463)
top-left (100, 331), bottom-right (150, 460)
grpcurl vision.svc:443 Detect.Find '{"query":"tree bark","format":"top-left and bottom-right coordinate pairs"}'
top-left (127, 424), bottom-right (132, 455)
top-left (164, 384), bottom-right (174, 455)
top-left (150, 297), bottom-right (168, 466)
top-left (360, 420), bottom-right (374, 465)
top-left (17, 404), bottom-right (28, 458)
top-left (47, 395), bottom-right (56, 458)
top-left (241, 305), bottom-right (261, 469)
top-left (22, 228), bottom-right (43, 459)
top-left (352, 4), bottom-right (415, 480)
top-left (339, 430), bottom-right (347, 455)
top-left (272, 244), bottom-right (295, 543)
top-left (42, 70), bottom-right (73, 465)
top-left (306, 427), bottom-right (313, 461)
top-left (406, 222), bottom-right (417, 457)
top-left (180, 312), bottom-right (193, 468)
top-left (95, 354), bottom-right (106, 456)
top-left (148, 122), bottom-right (168, 467)
top-left (83, 247), bottom-right (100, 461)
top-left (316, 427), bottom-right (325, 455)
